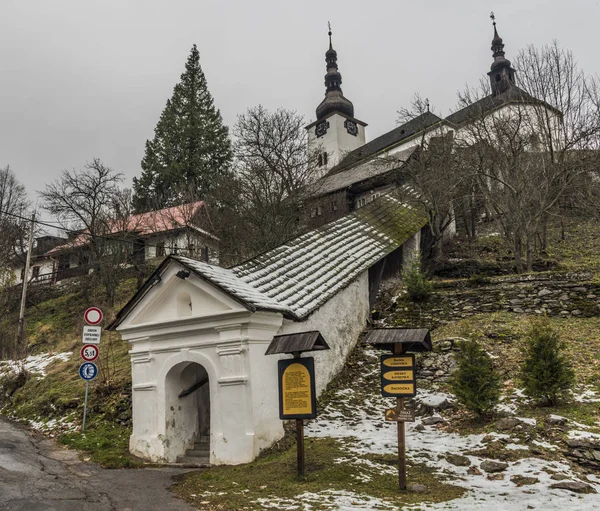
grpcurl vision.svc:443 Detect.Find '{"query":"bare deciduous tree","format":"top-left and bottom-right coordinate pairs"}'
top-left (39, 159), bottom-right (126, 304)
top-left (454, 43), bottom-right (600, 272)
top-left (211, 106), bottom-right (318, 263)
top-left (0, 166), bottom-right (30, 287)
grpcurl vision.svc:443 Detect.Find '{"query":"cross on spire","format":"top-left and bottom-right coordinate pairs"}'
top-left (328, 21), bottom-right (332, 49)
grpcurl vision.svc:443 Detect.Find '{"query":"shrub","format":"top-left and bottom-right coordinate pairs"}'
top-left (450, 339), bottom-right (501, 419)
top-left (402, 255), bottom-right (433, 302)
top-left (520, 321), bottom-right (575, 406)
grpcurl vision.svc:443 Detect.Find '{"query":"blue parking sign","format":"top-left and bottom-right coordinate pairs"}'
top-left (79, 362), bottom-right (98, 381)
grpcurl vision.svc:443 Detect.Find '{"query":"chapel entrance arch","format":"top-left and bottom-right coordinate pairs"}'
top-left (164, 361), bottom-right (210, 461)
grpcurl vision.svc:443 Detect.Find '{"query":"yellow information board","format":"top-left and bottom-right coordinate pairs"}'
top-left (278, 357), bottom-right (317, 419)
top-left (380, 354), bottom-right (416, 397)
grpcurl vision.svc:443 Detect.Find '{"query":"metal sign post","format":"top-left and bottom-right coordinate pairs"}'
top-left (79, 362), bottom-right (98, 431)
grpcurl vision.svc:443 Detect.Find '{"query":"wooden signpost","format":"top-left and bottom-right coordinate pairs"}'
top-left (278, 357), bottom-right (317, 476)
top-left (365, 328), bottom-right (432, 491)
top-left (265, 331), bottom-right (329, 478)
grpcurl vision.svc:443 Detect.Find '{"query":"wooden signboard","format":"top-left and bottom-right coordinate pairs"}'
top-left (278, 357), bottom-right (317, 420)
top-left (385, 407), bottom-right (416, 422)
top-left (380, 354), bottom-right (416, 398)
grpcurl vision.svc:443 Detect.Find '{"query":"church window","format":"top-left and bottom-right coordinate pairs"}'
top-left (345, 119), bottom-right (358, 136)
top-left (318, 152), bottom-right (328, 167)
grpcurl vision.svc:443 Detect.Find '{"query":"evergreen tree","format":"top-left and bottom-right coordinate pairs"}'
top-left (133, 45), bottom-right (232, 212)
top-left (450, 339), bottom-right (501, 419)
top-left (521, 321), bottom-right (575, 406)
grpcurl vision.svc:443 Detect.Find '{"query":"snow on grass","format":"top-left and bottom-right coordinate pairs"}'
top-left (0, 352), bottom-right (71, 378)
top-left (257, 490), bottom-right (398, 510)
top-left (303, 348), bottom-right (600, 510)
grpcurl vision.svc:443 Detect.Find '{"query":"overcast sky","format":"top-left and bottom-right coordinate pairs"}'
top-left (1, 0), bottom-right (599, 211)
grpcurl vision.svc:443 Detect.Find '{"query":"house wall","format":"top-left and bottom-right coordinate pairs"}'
top-left (144, 231), bottom-right (219, 264)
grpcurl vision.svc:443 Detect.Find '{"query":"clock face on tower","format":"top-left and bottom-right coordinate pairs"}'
top-left (315, 121), bottom-right (329, 138)
top-left (345, 119), bottom-right (358, 136)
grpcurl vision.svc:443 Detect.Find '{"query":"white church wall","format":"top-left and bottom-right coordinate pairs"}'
top-left (279, 271), bottom-right (370, 395)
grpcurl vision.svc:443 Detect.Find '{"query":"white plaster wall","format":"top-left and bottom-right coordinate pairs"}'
top-left (279, 271), bottom-right (370, 395)
top-left (307, 113), bottom-right (366, 173)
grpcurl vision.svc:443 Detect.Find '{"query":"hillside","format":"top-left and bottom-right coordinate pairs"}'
top-left (1, 218), bottom-right (600, 509)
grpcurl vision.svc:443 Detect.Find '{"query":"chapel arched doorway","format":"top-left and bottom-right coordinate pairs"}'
top-left (164, 361), bottom-right (210, 463)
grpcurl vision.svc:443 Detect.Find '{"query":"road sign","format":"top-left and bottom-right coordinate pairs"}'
top-left (82, 325), bottom-right (101, 344)
top-left (380, 354), bottom-right (416, 398)
top-left (79, 362), bottom-right (98, 381)
top-left (385, 407), bottom-right (416, 422)
top-left (84, 307), bottom-right (103, 326)
top-left (80, 344), bottom-right (99, 362)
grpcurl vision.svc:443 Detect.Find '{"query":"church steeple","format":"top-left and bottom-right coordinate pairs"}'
top-left (316, 24), bottom-right (355, 120)
top-left (487, 13), bottom-right (516, 96)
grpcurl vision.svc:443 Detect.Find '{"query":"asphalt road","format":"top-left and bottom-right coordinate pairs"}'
top-left (0, 416), bottom-right (198, 511)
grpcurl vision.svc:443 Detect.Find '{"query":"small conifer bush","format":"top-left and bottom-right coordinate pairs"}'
top-left (520, 321), bottom-right (575, 406)
top-left (402, 255), bottom-right (433, 302)
top-left (450, 339), bottom-right (501, 419)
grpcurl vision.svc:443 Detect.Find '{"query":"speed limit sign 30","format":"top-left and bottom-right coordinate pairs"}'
top-left (81, 344), bottom-right (99, 362)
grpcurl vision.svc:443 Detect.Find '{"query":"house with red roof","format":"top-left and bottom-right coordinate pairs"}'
top-left (13, 201), bottom-right (219, 286)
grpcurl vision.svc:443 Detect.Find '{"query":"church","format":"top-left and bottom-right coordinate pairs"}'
top-left (108, 20), bottom-right (560, 466)
top-left (303, 20), bottom-right (561, 228)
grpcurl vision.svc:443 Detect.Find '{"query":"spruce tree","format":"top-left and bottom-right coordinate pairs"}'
top-left (521, 321), bottom-right (575, 406)
top-left (450, 339), bottom-right (501, 419)
top-left (133, 44), bottom-right (232, 212)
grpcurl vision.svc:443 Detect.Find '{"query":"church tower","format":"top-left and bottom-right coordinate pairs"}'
top-left (306, 26), bottom-right (367, 174)
top-left (487, 14), bottom-right (516, 96)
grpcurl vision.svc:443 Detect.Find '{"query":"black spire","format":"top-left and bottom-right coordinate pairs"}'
top-left (316, 23), bottom-right (355, 120)
top-left (488, 12), bottom-right (516, 96)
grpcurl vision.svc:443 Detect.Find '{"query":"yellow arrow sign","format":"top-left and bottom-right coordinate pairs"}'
top-left (383, 370), bottom-right (414, 381)
top-left (382, 356), bottom-right (413, 368)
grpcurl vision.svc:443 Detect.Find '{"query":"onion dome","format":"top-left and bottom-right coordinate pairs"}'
top-left (316, 27), bottom-right (355, 120)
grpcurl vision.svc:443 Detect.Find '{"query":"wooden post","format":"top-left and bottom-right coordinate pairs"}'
top-left (296, 418), bottom-right (305, 477)
top-left (292, 351), bottom-right (305, 478)
top-left (16, 212), bottom-right (35, 358)
top-left (394, 343), bottom-right (407, 490)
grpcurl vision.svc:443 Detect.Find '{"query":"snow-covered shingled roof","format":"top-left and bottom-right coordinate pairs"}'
top-left (108, 190), bottom-right (427, 328)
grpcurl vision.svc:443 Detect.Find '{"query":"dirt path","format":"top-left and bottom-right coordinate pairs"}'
top-left (0, 415), bottom-right (197, 511)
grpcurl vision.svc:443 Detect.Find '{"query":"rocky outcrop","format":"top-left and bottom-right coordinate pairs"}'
top-left (565, 437), bottom-right (600, 470)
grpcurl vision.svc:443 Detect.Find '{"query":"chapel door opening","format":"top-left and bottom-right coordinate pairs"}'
top-left (165, 361), bottom-right (210, 462)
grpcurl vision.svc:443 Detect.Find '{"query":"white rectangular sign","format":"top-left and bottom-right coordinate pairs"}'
top-left (82, 325), bottom-right (101, 344)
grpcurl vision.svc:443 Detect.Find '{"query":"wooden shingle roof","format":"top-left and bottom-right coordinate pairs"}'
top-left (109, 189), bottom-right (427, 329)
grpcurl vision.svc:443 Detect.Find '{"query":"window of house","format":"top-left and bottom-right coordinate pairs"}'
top-left (188, 242), bottom-right (195, 256)
top-left (203, 246), bottom-right (210, 262)
top-left (32, 266), bottom-right (40, 279)
top-left (172, 245), bottom-right (179, 256)
top-left (331, 200), bottom-right (338, 212)
top-left (156, 242), bottom-right (165, 257)
top-left (316, 206), bottom-right (322, 216)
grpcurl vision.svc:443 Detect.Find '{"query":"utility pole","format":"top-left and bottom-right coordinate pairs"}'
top-left (16, 212), bottom-right (35, 359)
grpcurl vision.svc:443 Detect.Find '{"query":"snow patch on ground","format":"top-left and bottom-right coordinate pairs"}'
top-left (0, 352), bottom-right (72, 378)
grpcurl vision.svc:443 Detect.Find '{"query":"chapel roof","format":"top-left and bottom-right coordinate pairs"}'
top-left (108, 189), bottom-right (427, 328)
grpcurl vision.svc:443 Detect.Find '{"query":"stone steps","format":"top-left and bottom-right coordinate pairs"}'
top-left (175, 439), bottom-right (210, 465)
